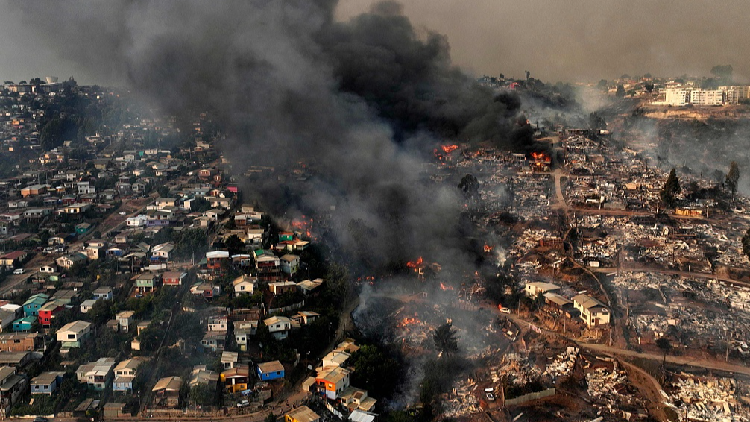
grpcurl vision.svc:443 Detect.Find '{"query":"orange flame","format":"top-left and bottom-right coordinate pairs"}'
top-left (440, 283), bottom-right (454, 291)
top-left (484, 244), bottom-right (493, 253)
top-left (441, 144), bottom-right (459, 154)
top-left (531, 152), bottom-right (551, 162)
top-left (398, 317), bottom-right (421, 327)
top-left (406, 257), bottom-right (424, 268)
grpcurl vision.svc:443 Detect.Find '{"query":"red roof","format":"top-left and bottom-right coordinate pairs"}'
top-left (1, 251), bottom-right (26, 260)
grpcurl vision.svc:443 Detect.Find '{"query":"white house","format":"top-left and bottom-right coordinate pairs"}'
top-left (93, 287), bottom-right (113, 301)
top-left (572, 294), bottom-right (610, 328)
top-left (264, 316), bottom-right (291, 340)
top-left (151, 242), bottom-right (174, 260)
top-left (77, 181), bottom-right (96, 195)
top-left (232, 275), bottom-right (256, 297)
top-left (525, 282), bottom-right (560, 298)
top-left (39, 265), bottom-right (56, 274)
top-left (57, 321), bottom-right (92, 350)
top-left (80, 299), bottom-right (97, 314)
top-left (76, 357), bottom-right (115, 391)
top-left (280, 254), bottom-right (300, 275)
top-left (126, 215), bottom-right (148, 227)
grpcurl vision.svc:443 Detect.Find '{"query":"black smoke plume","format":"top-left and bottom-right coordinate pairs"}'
top-left (15, 0), bottom-right (526, 271)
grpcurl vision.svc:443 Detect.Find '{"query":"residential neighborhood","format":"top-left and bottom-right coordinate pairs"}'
top-left (0, 78), bottom-right (356, 421)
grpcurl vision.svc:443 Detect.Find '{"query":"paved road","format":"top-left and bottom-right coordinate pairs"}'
top-left (581, 342), bottom-right (750, 377)
top-left (591, 264), bottom-right (750, 288)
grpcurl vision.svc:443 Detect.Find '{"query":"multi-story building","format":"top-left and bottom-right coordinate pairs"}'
top-left (76, 358), bottom-right (116, 391)
top-left (690, 89), bottom-right (724, 105)
top-left (0, 333), bottom-right (41, 352)
top-left (664, 87), bottom-right (691, 106)
top-left (572, 294), bottom-right (610, 327)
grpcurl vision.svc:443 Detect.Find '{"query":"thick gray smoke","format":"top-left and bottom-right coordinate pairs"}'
top-left (339, 0), bottom-right (750, 83)
top-left (13, 0), bottom-right (527, 272)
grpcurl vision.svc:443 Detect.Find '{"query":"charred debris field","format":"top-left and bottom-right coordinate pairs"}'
top-left (3, 1), bottom-right (750, 421)
top-left (4, 76), bottom-right (750, 422)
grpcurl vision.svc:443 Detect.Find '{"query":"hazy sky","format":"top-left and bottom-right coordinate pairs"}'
top-left (1, 0), bottom-right (749, 84)
top-left (338, 0), bottom-right (750, 84)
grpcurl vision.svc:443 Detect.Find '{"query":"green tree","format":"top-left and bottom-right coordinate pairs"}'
top-left (726, 161), bottom-right (740, 200)
top-left (157, 185), bottom-right (170, 198)
top-left (660, 168), bottom-right (681, 208)
top-left (225, 234), bottom-right (245, 256)
top-left (616, 84), bottom-right (626, 98)
top-left (189, 383), bottom-right (218, 406)
top-left (139, 324), bottom-right (166, 353)
top-left (88, 299), bottom-right (114, 326)
top-left (349, 344), bottom-right (400, 399)
top-left (433, 322), bottom-right (459, 355)
top-left (191, 197), bottom-right (211, 212)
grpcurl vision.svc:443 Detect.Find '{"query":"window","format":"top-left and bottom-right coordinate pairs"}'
top-left (67, 334), bottom-right (75, 339)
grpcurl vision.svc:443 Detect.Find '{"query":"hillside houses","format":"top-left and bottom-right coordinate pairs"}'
top-left (0, 82), bottom-right (338, 419)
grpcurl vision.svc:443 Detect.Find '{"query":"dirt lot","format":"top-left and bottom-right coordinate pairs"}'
top-left (96, 194), bottom-right (154, 235)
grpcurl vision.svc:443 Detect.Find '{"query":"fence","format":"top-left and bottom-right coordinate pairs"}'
top-left (268, 300), bottom-right (305, 314)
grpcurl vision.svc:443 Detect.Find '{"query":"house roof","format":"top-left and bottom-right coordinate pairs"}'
top-left (318, 367), bottom-right (350, 384)
top-left (257, 360), bottom-right (284, 374)
top-left (221, 351), bottom-right (239, 363)
top-left (0, 366), bottom-right (15, 382)
top-left (323, 351), bottom-right (350, 367)
top-left (544, 292), bottom-right (572, 307)
top-left (350, 410), bottom-right (376, 422)
top-left (286, 406), bottom-right (319, 422)
top-left (358, 397), bottom-right (377, 412)
top-left (152, 376), bottom-right (183, 392)
top-left (297, 279), bottom-right (323, 291)
top-left (0, 251), bottom-right (25, 260)
top-left (31, 371), bottom-right (64, 385)
top-left (0, 374), bottom-right (24, 392)
top-left (58, 320), bottom-right (91, 334)
top-left (222, 365), bottom-right (249, 379)
top-left (0, 332), bottom-right (38, 341)
top-left (572, 294), bottom-right (607, 310)
top-left (115, 357), bottom-right (147, 372)
top-left (78, 357), bottom-right (116, 371)
top-left (162, 271), bottom-right (185, 280)
top-left (206, 251), bottom-right (229, 259)
top-left (269, 281), bottom-right (296, 289)
top-left (526, 282), bottom-right (560, 292)
top-left (0, 352), bottom-right (30, 365)
top-left (232, 275), bottom-right (256, 286)
top-left (264, 316), bottom-right (290, 326)
top-left (190, 367), bottom-right (219, 385)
